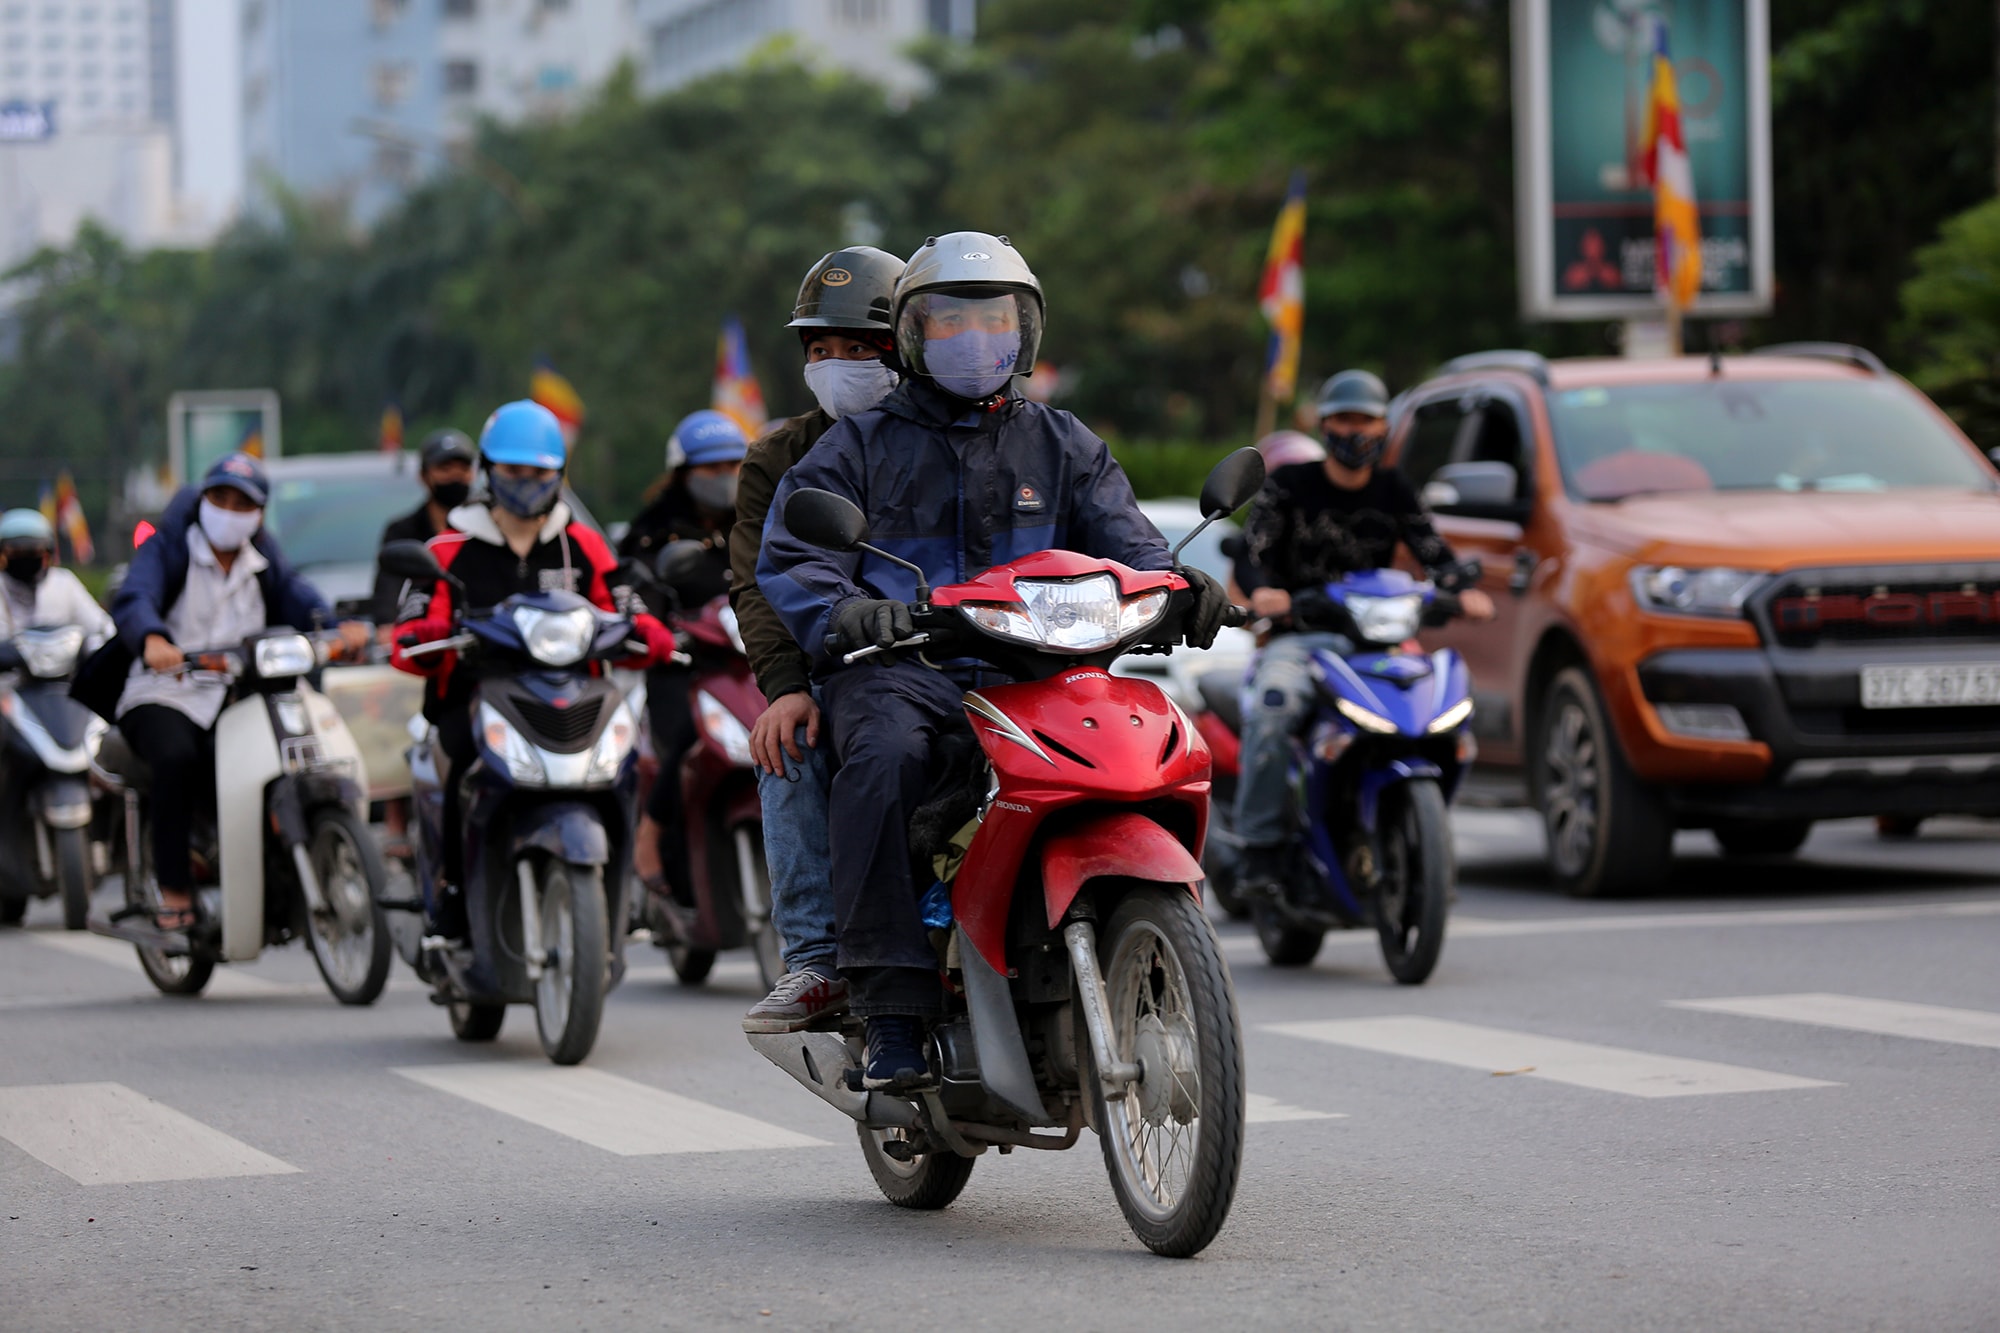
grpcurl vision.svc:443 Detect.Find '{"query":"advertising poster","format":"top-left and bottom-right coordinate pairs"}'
top-left (1514, 0), bottom-right (1772, 318)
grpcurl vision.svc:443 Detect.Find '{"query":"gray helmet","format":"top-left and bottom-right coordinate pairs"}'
top-left (1314, 368), bottom-right (1390, 420)
top-left (893, 231), bottom-right (1046, 392)
top-left (789, 246), bottom-right (904, 336)
top-left (419, 428), bottom-right (475, 469)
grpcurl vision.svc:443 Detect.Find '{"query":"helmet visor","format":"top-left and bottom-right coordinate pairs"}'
top-left (896, 290), bottom-right (1043, 398)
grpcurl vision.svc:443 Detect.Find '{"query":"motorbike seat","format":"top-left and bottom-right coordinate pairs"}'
top-left (1195, 671), bottom-right (1243, 737)
top-left (91, 728), bottom-right (151, 793)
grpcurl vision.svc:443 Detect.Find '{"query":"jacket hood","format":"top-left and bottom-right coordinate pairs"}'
top-left (879, 378), bottom-right (1024, 429)
top-left (448, 500), bottom-right (572, 546)
top-left (1566, 487), bottom-right (2000, 569)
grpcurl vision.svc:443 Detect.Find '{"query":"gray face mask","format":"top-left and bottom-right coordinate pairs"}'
top-left (687, 472), bottom-right (739, 513)
top-left (802, 357), bottom-right (898, 420)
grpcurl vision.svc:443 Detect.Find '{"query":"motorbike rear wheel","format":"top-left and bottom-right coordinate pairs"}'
top-left (304, 808), bottom-right (393, 1005)
top-left (1092, 886), bottom-right (1245, 1258)
top-left (56, 826), bottom-right (91, 930)
top-left (450, 998), bottom-right (506, 1041)
top-left (1375, 779), bottom-right (1451, 986)
top-left (666, 942), bottom-right (716, 986)
top-left (533, 858), bottom-right (608, 1066)
top-left (1251, 898), bottom-right (1325, 967)
top-left (856, 1124), bottom-right (975, 1209)
top-left (736, 827), bottom-right (784, 993)
top-left (0, 894), bottom-right (24, 925)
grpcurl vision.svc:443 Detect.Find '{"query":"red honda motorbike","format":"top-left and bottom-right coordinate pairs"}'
top-left (637, 574), bottom-right (783, 990)
top-left (746, 450), bottom-right (1262, 1259)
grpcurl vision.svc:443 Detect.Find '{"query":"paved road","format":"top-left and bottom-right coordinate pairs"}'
top-left (4, 814), bottom-right (1998, 1332)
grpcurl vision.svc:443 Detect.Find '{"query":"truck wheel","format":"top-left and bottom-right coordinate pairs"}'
top-left (1534, 667), bottom-right (1672, 898)
top-left (1714, 820), bottom-right (1812, 858)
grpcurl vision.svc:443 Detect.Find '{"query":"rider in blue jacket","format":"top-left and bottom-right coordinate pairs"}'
top-left (759, 232), bottom-right (1229, 1090)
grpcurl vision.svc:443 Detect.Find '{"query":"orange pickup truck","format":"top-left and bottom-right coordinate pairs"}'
top-left (1387, 345), bottom-right (2000, 896)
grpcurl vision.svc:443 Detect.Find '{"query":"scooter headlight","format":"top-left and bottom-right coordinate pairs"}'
top-left (15, 626), bottom-right (83, 678)
top-left (962, 575), bottom-right (1169, 654)
top-left (1335, 696), bottom-right (1401, 735)
top-left (1344, 593), bottom-right (1425, 645)
top-left (585, 699), bottom-right (639, 784)
top-left (252, 633), bottom-right (317, 680)
top-left (1427, 697), bottom-right (1475, 734)
top-left (478, 701), bottom-right (547, 785)
top-left (694, 689), bottom-right (755, 768)
top-left (514, 604), bottom-right (596, 666)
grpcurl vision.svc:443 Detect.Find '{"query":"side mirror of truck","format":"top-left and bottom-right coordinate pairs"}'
top-left (1422, 461), bottom-right (1527, 521)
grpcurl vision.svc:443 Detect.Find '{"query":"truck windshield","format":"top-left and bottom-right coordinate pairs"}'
top-left (264, 472), bottom-right (422, 569)
top-left (1546, 379), bottom-right (1995, 501)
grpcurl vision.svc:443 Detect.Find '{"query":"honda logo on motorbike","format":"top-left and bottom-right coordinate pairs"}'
top-left (1773, 590), bottom-right (2000, 630)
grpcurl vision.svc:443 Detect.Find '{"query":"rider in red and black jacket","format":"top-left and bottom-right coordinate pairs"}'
top-left (390, 401), bottom-right (677, 932)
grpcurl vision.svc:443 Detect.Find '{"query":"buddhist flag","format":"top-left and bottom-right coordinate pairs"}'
top-left (1257, 170), bottom-right (1308, 402)
top-left (712, 316), bottom-right (767, 437)
top-left (1641, 22), bottom-right (1701, 310)
top-left (54, 471), bottom-right (92, 564)
top-left (531, 359), bottom-right (587, 443)
top-left (378, 402), bottom-right (404, 454)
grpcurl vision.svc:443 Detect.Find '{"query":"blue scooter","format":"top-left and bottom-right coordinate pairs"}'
top-left (1206, 565), bottom-right (1478, 983)
top-left (380, 541), bottom-right (653, 1065)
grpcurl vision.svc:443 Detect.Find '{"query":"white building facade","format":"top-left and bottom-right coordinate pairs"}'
top-left (636, 0), bottom-right (972, 97)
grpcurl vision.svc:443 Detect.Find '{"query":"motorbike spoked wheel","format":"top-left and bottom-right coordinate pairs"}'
top-left (1374, 779), bottom-right (1450, 986)
top-left (856, 1123), bottom-right (975, 1209)
top-left (739, 831), bottom-right (784, 993)
top-left (532, 858), bottom-right (608, 1066)
top-left (1092, 887), bottom-right (1245, 1258)
top-left (304, 808), bottom-right (393, 1006)
top-left (56, 826), bottom-right (91, 930)
top-left (130, 879), bottom-right (214, 997)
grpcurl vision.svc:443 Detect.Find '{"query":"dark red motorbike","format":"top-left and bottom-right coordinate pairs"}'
top-left (746, 449), bottom-right (1263, 1258)
top-left (637, 579), bottom-right (783, 990)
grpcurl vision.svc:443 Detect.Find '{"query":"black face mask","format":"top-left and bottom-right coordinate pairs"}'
top-left (2, 555), bottom-right (43, 587)
top-left (429, 480), bottom-right (471, 510)
top-left (1324, 428), bottom-right (1386, 471)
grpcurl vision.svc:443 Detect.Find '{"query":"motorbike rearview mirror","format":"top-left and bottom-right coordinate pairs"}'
top-left (379, 539), bottom-right (463, 596)
top-left (1171, 447), bottom-right (1268, 563)
top-left (783, 487), bottom-right (932, 605)
top-left (654, 539), bottom-right (709, 589)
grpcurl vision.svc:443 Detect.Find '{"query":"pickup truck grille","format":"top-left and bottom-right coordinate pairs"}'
top-left (1752, 563), bottom-right (2000, 648)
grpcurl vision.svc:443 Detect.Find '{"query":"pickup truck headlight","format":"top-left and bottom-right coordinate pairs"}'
top-left (1630, 566), bottom-right (1765, 618)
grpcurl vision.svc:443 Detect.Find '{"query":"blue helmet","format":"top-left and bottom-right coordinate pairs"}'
top-left (0, 508), bottom-right (54, 544)
top-left (479, 400), bottom-right (568, 471)
top-left (667, 410), bottom-right (748, 470)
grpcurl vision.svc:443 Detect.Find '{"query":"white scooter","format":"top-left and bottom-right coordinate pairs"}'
top-left (89, 628), bottom-right (393, 1002)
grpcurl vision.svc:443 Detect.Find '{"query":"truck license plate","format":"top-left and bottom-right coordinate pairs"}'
top-left (1860, 664), bottom-right (2000, 710)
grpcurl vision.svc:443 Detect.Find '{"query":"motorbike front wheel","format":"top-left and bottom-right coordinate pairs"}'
top-left (304, 808), bottom-right (393, 1005)
top-left (56, 826), bottom-right (91, 930)
top-left (532, 858), bottom-right (608, 1065)
top-left (1092, 886), bottom-right (1245, 1258)
top-left (1375, 779), bottom-right (1451, 986)
top-left (856, 1123), bottom-right (975, 1210)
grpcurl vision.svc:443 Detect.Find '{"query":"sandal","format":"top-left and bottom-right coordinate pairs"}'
top-left (154, 893), bottom-right (196, 933)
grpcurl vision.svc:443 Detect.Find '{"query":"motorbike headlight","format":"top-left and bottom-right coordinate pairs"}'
top-left (252, 633), bottom-right (316, 680)
top-left (1427, 697), bottom-right (1475, 734)
top-left (963, 575), bottom-right (1168, 653)
top-left (694, 689), bottom-right (755, 768)
top-left (1630, 566), bottom-right (1764, 618)
top-left (514, 604), bottom-right (596, 666)
top-left (718, 605), bottom-right (747, 656)
top-left (1335, 696), bottom-right (1401, 734)
top-left (585, 699), bottom-right (639, 784)
top-left (478, 701), bottom-right (547, 785)
top-left (15, 626), bottom-right (83, 678)
top-left (1344, 593), bottom-right (1425, 645)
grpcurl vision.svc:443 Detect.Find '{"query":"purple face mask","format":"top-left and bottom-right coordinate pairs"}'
top-left (925, 329), bottom-right (1021, 400)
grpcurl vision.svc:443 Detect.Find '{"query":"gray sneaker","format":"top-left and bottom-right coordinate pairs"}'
top-left (742, 970), bottom-right (849, 1034)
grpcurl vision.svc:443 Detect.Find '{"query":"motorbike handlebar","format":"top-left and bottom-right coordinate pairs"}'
top-left (401, 633), bottom-right (478, 660)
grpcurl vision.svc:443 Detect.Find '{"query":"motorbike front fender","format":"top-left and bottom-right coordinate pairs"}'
top-left (1041, 810), bottom-right (1203, 929)
top-left (1358, 759), bottom-right (1444, 833)
top-left (215, 695), bottom-right (283, 961)
top-left (509, 801), bottom-right (610, 866)
top-left (31, 774), bottom-right (93, 829)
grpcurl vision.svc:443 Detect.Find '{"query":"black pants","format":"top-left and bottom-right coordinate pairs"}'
top-left (821, 659), bottom-right (968, 1019)
top-left (437, 703), bottom-right (477, 887)
top-left (645, 664), bottom-right (695, 898)
top-left (118, 705), bottom-right (216, 893)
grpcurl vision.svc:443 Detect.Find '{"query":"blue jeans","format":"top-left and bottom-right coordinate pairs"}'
top-left (1234, 632), bottom-right (1353, 849)
top-left (758, 706), bottom-right (837, 976)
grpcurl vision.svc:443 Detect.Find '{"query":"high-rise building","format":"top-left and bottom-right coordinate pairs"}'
top-left (0, 0), bottom-right (217, 269)
top-left (635, 0), bottom-right (973, 97)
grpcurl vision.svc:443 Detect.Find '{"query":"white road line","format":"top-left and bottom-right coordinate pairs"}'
top-left (1671, 993), bottom-right (2000, 1050)
top-left (1449, 900), bottom-right (2000, 938)
top-left (0, 1082), bottom-right (299, 1185)
top-left (28, 932), bottom-right (304, 997)
top-left (394, 1063), bottom-right (830, 1155)
top-left (1266, 1017), bottom-right (1837, 1099)
top-left (1244, 1093), bottom-right (1343, 1124)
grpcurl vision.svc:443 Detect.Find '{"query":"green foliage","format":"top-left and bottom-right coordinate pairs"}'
top-left (1109, 439), bottom-right (1240, 500)
top-left (1900, 196), bottom-right (2000, 444)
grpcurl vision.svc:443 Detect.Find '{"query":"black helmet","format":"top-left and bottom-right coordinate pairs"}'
top-left (892, 231), bottom-right (1045, 397)
top-left (1314, 369), bottom-right (1389, 420)
top-left (790, 246), bottom-right (904, 336)
top-left (419, 428), bottom-right (475, 469)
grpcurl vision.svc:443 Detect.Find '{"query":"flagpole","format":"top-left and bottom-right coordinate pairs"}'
top-left (1665, 302), bottom-right (1683, 357)
top-left (1253, 384), bottom-right (1276, 440)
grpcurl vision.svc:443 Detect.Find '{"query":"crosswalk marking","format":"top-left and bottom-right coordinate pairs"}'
top-left (1244, 1093), bottom-right (1343, 1124)
top-left (1266, 1017), bottom-right (1837, 1098)
top-left (29, 932), bottom-right (302, 998)
top-left (394, 1063), bottom-right (830, 1155)
top-left (1671, 993), bottom-right (2000, 1050)
top-left (0, 1082), bottom-right (299, 1185)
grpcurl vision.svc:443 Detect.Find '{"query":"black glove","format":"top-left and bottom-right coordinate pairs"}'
top-left (1290, 586), bottom-right (1337, 630)
top-left (1177, 566), bottom-right (1229, 650)
top-left (830, 597), bottom-right (915, 656)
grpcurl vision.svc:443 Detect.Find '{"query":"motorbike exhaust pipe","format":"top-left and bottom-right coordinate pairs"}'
top-left (745, 1030), bottom-right (919, 1130)
top-left (1062, 921), bottom-right (1142, 1097)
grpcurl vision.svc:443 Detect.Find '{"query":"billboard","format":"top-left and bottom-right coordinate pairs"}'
top-left (1514, 0), bottom-right (1772, 319)
top-left (166, 390), bottom-right (282, 487)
